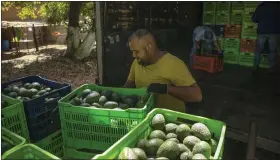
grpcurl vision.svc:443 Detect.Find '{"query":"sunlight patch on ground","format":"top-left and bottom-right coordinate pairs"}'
top-left (5, 54), bottom-right (53, 69)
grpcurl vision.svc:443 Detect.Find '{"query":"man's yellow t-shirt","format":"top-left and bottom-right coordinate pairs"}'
top-left (128, 53), bottom-right (196, 113)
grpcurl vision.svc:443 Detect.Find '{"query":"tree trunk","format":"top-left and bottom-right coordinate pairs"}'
top-left (66, 1), bottom-right (82, 58)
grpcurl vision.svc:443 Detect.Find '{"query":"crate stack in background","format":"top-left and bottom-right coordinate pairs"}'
top-left (202, 1), bottom-right (268, 68)
top-left (1, 76), bottom-right (71, 158)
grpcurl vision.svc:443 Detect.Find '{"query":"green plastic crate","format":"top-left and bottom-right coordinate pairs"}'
top-left (59, 84), bottom-right (155, 151)
top-left (239, 52), bottom-right (255, 67)
top-left (243, 11), bottom-right (254, 24)
top-left (218, 37), bottom-right (224, 50)
top-left (260, 54), bottom-right (269, 68)
top-left (230, 13), bottom-right (243, 24)
top-left (2, 144), bottom-right (60, 160)
top-left (1, 95), bottom-right (30, 142)
top-left (224, 51), bottom-right (239, 64)
top-left (203, 13), bottom-right (216, 25)
top-left (93, 108), bottom-right (226, 160)
top-left (216, 2), bottom-right (231, 13)
top-left (1, 127), bottom-right (26, 158)
top-left (245, 2), bottom-right (259, 9)
top-left (242, 23), bottom-right (257, 39)
top-left (203, 2), bottom-right (216, 13)
top-left (63, 147), bottom-right (97, 159)
top-left (215, 13), bottom-right (230, 25)
top-left (231, 2), bottom-right (245, 13)
top-left (224, 38), bottom-right (240, 52)
top-left (35, 130), bottom-right (63, 158)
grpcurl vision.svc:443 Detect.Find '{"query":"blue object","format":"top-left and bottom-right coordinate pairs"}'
top-left (2, 40), bottom-right (9, 51)
top-left (1, 76), bottom-right (72, 142)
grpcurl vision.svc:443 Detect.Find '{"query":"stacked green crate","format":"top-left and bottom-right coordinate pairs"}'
top-left (218, 37), bottom-right (224, 50)
top-left (223, 38), bottom-right (240, 64)
top-left (241, 2), bottom-right (258, 39)
top-left (203, 2), bottom-right (216, 25)
top-left (230, 2), bottom-right (244, 24)
top-left (239, 52), bottom-right (255, 66)
top-left (215, 2), bottom-right (231, 24)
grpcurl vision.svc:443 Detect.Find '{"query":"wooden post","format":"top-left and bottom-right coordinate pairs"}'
top-left (32, 24), bottom-right (39, 51)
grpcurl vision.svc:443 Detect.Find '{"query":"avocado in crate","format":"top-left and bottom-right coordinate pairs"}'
top-left (68, 87), bottom-right (150, 110)
top-left (1, 95), bottom-right (30, 141)
top-left (93, 108), bottom-right (226, 160)
top-left (59, 84), bottom-right (154, 152)
top-left (1, 127), bottom-right (26, 157)
top-left (2, 82), bottom-right (54, 101)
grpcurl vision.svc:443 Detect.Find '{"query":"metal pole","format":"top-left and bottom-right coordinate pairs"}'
top-left (246, 120), bottom-right (257, 160)
top-left (95, 2), bottom-right (104, 85)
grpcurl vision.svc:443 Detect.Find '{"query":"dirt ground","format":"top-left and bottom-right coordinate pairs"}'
top-left (1, 45), bottom-right (97, 89)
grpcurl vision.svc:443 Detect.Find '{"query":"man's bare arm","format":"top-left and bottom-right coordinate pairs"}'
top-left (123, 80), bottom-right (136, 88)
top-left (167, 83), bottom-right (202, 102)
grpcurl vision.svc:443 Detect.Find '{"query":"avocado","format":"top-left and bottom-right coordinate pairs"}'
top-left (98, 96), bottom-right (107, 105)
top-left (178, 143), bottom-right (191, 155)
top-left (191, 123), bottom-right (211, 141)
top-left (111, 92), bottom-right (121, 102)
top-left (166, 133), bottom-right (177, 139)
top-left (155, 158), bottom-right (169, 160)
top-left (114, 107), bottom-right (123, 110)
top-left (118, 147), bottom-right (138, 160)
top-left (208, 138), bottom-right (218, 155)
top-left (31, 82), bottom-right (41, 90)
top-left (8, 92), bottom-right (17, 98)
top-left (103, 101), bottom-right (118, 109)
top-left (37, 90), bottom-right (46, 95)
top-left (19, 87), bottom-right (29, 97)
top-left (149, 130), bottom-right (166, 141)
top-left (146, 138), bottom-right (164, 156)
top-left (132, 148), bottom-right (147, 160)
top-left (136, 139), bottom-right (149, 151)
top-left (29, 88), bottom-right (38, 96)
top-left (119, 103), bottom-right (130, 109)
top-left (166, 138), bottom-right (179, 143)
top-left (3, 87), bottom-right (11, 94)
top-left (192, 141), bottom-right (211, 158)
top-left (183, 136), bottom-right (201, 150)
top-left (151, 114), bottom-right (166, 131)
top-left (32, 94), bottom-right (41, 99)
top-left (92, 102), bottom-right (102, 108)
top-left (156, 140), bottom-right (180, 160)
top-left (176, 124), bottom-right (191, 142)
top-left (165, 123), bottom-right (178, 134)
top-left (85, 91), bottom-right (100, 104)
top-left (123, 97), bottom-right (135, 107)
top-left (21, 97), bottom-right (30, 101)
top-left (73, 97), bottom-right (82, 105)
top-left (24, 83), bottom-right (31, 89)
top-left (180, 151), bottom-right (193, 160)
top-left (80, 103), bottom-right (91, 107)
top-left (89, 106), bottom-right (97, 109)
top-left (44, 87), bottom-right (52, 92)
top-left (11, 86), bottom-right (20, 93)
top-left (81, 89), bottom-right (92, 98)
top-left (192, 153), bottom-right (207, 160)
top-left (101, 90), bottom-right (113, 99)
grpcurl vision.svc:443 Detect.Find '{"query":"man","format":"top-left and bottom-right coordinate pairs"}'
top-left (190, 26), bottom-right (221, 66)
top-left (124, 29), bottom-right (202, 113)
top-left (252, 2), bottom-right (280, 74)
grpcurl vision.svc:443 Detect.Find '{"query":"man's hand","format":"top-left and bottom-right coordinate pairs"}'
top-left (147, 83), bottom-right (168, 94)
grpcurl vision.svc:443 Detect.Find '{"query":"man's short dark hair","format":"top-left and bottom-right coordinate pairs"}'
top-left (129, 29), bottom-right (150, 41)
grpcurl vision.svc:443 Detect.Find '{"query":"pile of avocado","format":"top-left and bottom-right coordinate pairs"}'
top-left (69, 88), bottom-right (149, 110)
top-left (1, 139), bottom-right (14, 155)
top-left (2, 82), bottom-right (53, 101)
top-left (118, 114), bottom-right (218, 160)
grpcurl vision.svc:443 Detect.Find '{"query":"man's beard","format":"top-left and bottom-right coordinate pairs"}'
top-left (137, 60), bottom-right (149, 67)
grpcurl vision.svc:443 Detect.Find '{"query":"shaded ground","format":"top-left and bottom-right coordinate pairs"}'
top-left (1, 45), bottom-right (97, 89)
